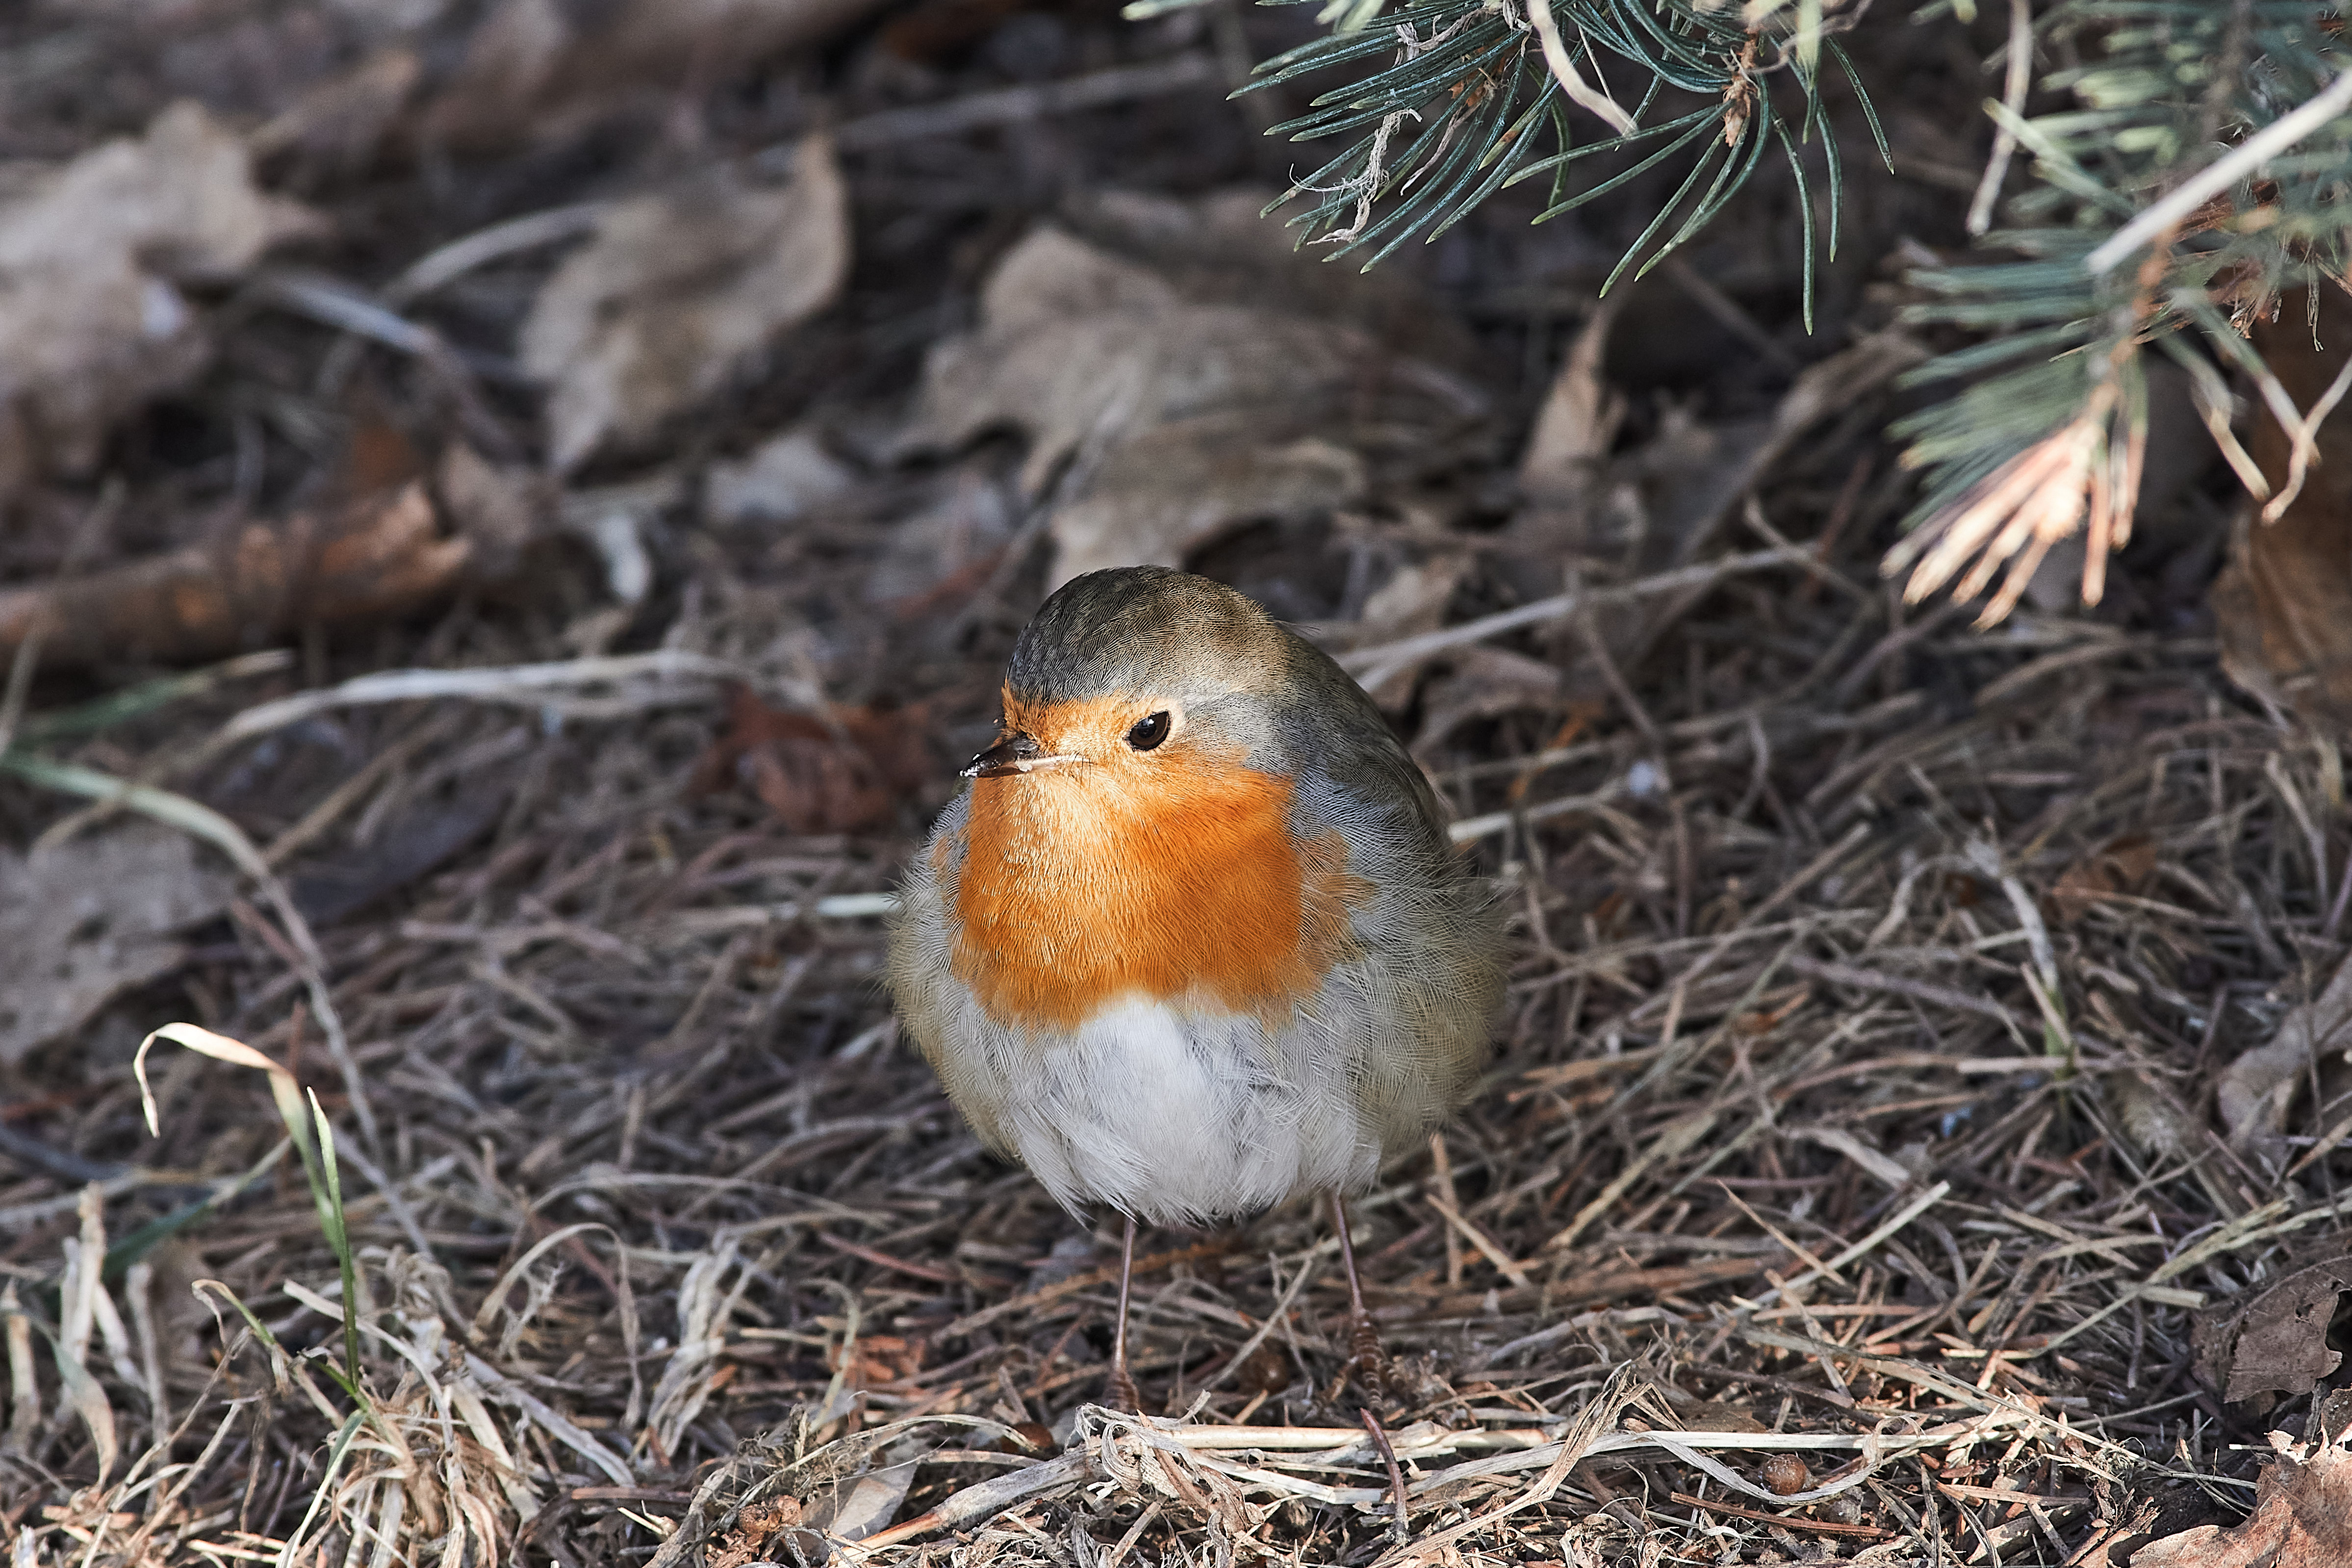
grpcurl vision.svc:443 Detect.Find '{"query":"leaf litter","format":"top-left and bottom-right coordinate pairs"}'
top-left (520, 137), bottom-right (851, 474)
top-left (900, 193), bottom-right (1490, 588)
top-left (0, 826), bottom-right (232, 1067)
top-left (0, 5), bottom-right (2345, 1567)
top-left (0, 101), bottom-right (319, 499)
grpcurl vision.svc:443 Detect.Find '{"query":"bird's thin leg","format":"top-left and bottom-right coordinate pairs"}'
top-left (1330, 1192), bottom-right (1387, 1400)
top-left (1108, 1213), bottom-right (1143, 1412)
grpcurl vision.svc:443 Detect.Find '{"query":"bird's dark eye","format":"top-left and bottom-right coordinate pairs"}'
top-left (1125, 711), bottom-right (1172, 751)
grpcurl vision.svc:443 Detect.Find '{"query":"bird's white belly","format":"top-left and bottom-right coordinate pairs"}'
top-left (997, 996), bottom-right (1379, 1225)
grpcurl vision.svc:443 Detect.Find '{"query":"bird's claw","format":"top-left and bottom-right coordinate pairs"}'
top-left (1107, 1364), bottom-right (1144, 1414)
top-left (1349, 1312), bottom-right (1389, 1403)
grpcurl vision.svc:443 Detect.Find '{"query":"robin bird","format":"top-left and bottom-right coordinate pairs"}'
top-left (889, 566), bottom-right (1505, 1410)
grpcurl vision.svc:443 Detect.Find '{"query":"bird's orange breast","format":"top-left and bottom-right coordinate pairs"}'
top-left (947, 705), bottom-right (1367, 1033)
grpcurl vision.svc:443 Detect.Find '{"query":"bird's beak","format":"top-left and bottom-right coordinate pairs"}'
top-left (962, 732), bottom-right (1085, 778)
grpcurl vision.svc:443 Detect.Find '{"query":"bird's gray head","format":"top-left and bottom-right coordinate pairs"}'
top-left (965, 567), bottom-right (1296, 778)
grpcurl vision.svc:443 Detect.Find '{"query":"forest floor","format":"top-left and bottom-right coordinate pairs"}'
top-left (0, 2), bottom-right (2345, 1565)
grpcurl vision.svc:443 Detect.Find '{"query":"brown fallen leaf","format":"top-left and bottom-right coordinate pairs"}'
top-left (0, 102), bottom-right (322, 497)
top-left (434, 442), bottom-right (553, 583)
top-left (864, 475), bottom-right (1017, 613)
top-left (2193, 1255), bottom-right (2352, 1407)
top-left (0, 826), bottom-right (233, 1066)
top-left (0, 483), bottom-right (463, 668)
top-left (706, 1496), bottom-right (806, 1568)
top-left (828, 1333), bottom-right (925, 1387)
top-left (2215, 958), bottom-right (2352, 1176)
top-left (2051, 832), bottom-right (2159, 921)
top-left (1507, 311), bottom-right (1924, 704)
top-left (690, 685), bottom-right (932, 836)
top-left (520, 138), bottom-right (848, 472)
top-left (2215, 284), bottom-right (2352, 738)
top-left (2131, 1428), bottom-right (2352, 1567)
top-left (1516, 295), bottom-right (1626, 521)
top-left (900, 205), bottom-right (1484, 588)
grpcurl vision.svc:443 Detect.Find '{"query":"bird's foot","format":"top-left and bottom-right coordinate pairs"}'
top-left (1347, 1311), bottom-right (1389, 1403)
top-left (1106, 1363), bottom-right (1144, 1414)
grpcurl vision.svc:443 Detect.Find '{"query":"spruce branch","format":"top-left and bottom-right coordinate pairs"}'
top-left (1147, 0), bottom-right (2350, 625)
top-left (1240, 0), bottom-right (1883, 301)
top-left (1889, 2), bottom-right (2352, 624)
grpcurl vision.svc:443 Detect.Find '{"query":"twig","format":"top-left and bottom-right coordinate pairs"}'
top-left (1967, 0), bottom-right (2035, 234)
top-left (1781, 955), bottom-right (2024, 1028)
top-left (384, 203), bottom-right (608, 306)
top-left (1525, 0), bottom-right (1636, 135)
top-left (846, 1451), bottom-right (1092, 1552)
top-left (2260, 340), bottom-right (2352, 523)
top-left (1668, 1491), bottom-right (1891, 1539)
top-left (941, 1241), bottom-right (1234, 1338)
top-left (1343, 548), bottom-right (1805, 686)
top-left (2088, 67), bottom-right (2352, 274)
top-left (1743, 1182), bottom-right (1952, 1310)
top-left (1199, 1246), bottom-right (1326, 1394)
top-left (831, 56), bottom-right (1220, 151)
top-left (222, 651), bottom-right (748, 742)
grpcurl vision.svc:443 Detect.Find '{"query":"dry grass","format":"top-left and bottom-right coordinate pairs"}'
top-left (0, 6), bottom-right (2344, 1565)
top-left (4, 559), bottom-right (2342, 1565)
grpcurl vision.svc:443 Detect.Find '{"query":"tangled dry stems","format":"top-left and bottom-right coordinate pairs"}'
top-left (2, 565), bottom-right (2342, 1566)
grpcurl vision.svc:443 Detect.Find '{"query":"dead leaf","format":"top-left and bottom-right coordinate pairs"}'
top-left (827, 1333), bottom-right (924, 1386)
top-left (250, 48), bottom-right (424, 178)
top-left (2217, 958), bottom-right (2352, 1175)
top-left (0, 102), bottom-right (321, 496)
top-left (520, 138), bottom-right (849, 472)
top-left (2110, 1070), bottom-right (2202, 1163)
top-left (1518, 297), bottom-right (1626, 513)
top-left (424, 0), bottom-right (896, 151)
top-left (1063, 188), bottom-right (1483, 368)
top-left (1347, 555), bottom-right (1474, 709)
top-left (690, 686), bottom-right (931, 836)
top-left (1518, 323), bottom-right (1922, 579)
top-left (899, 208), bottom-right (1483, 588)
top-left (2194, 1256), bottom-right (2352, 1406)
top-left (2131, 1428), bottom-right (2352, 1566)
top-left (2215, 284), bottom-right (2352, 738)
top-left (435, 443), bottom-right (553, 581)
top-left (2051, 833), bottom-right (2159, 921)
top-left (289, 786), bottom-right (510, 926)
top-left (1500, 325), bottom-right (1924, 701)
top-left (823, 1462), bottom-right (918, 1542)
top-left (706, 429), bottom-right (858, 526)
top-left (0, 101), bottom-right (319, 285)
top-left (1415, 645), bottom-right (1566, 752)
top-left (707, 1496), bottom-right (806, 1568)
top-left (0, 483), bottom-right (464, 668)
top-left (865, 474), bottom-right (1016, 611)
top-left (0, 826), bottom-right (233, 1065)
top-left (1050, 428), bottom-right (1366, 584)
